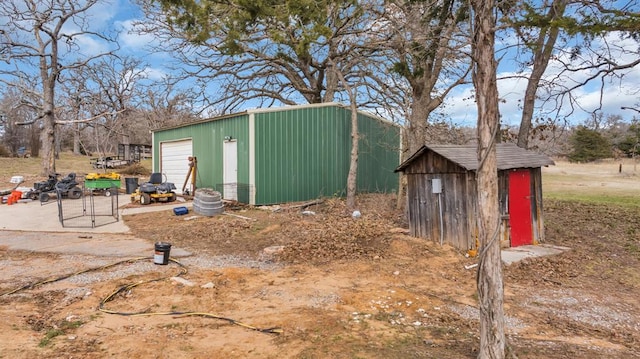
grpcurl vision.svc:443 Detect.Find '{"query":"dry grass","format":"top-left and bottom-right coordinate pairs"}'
top-left (542, 158), bottom-right (640, 206)
top-left (0, 152), bottom-right (151, 188)
top-left (0, 152), bottom-right (95, 178)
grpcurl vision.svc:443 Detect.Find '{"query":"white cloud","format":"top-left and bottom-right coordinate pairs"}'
top-left (73, 34), bottom-right (110, 57)
top-left (141, 66), bottom-right (168, 81)
top-left (86, 0), bottom-right (120, 30)
top-left (444, 31), bottom-right (640, 128)
top-left (52, 0), bottom-right (122, 58)
top-left (117, 18), bottom-right (159, 50)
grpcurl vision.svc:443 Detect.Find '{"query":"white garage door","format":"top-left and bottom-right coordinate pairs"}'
top-left (160, 139), bottom-right (193, 194)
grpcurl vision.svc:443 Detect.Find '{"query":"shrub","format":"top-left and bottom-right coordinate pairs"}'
top-left (0, 145), bottom-right (10, 158)
top-left (118, 163), bottom-right (151, 176)
top-left (568, 126), bottom-right (612, 162)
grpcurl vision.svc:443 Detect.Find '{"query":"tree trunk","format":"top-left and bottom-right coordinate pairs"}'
top-left (396, 128), bottom-right (408, 210)
top-left (40, 112), bottom-right (56, 176)
top-left (329, 59), bottom-right (359, 209)
top-left (30, 124), bottom-right (41, 158)
top-left (41, 81), bottom-right (56, 175)
top-left (405, 87), bottom-right (441, 155)
top-left (471, 0), bottom-right (506, 357)
top-left (517, 0), bottom-right (567, 149)
top-left (38, 25), bottom-right (59, 175)
top-left (73, 123), bottom-right (80, 155)
top-left (346, 98), bottom-right (358, 209)
top-left (406, 101), bottom-right (427, 155)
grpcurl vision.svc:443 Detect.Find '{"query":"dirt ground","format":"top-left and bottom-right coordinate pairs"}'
top-left (1, 175), bottom-right (640, 357)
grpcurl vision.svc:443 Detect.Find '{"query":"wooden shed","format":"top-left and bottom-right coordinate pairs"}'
top-left (395, 144), bottom-right (555, 251)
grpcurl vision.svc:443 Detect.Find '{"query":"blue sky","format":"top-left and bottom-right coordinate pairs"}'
top-left (76, 1), bottom-right (640, 127)
top-left (446, 31), bottom-right (640, 127)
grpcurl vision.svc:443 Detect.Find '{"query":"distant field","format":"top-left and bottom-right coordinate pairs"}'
top-left (543, 158), bottom-right (640, 206)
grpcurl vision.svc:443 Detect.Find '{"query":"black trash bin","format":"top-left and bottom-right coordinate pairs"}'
top-left (125, 177), bottom-right (139, 194)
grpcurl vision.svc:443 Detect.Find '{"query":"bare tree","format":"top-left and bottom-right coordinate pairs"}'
top-left (471, 0), bottom-right (506, 357)
top-left (138, 79), bottom-right (202, 131)
top-left (67, 57), bottom-right (200, 150)
top-left (137, 0), bottom-right (375, 113)
top-left (57, 66), bottom-right (94, 155)
top-left (0, 81), bottom-right (45, 157)
top-left (78, 56), bottom-right (146, 156)
top-left (0, 88), bottom-right (33, 156)
top-left (0, 0), bottom-right (116, 174)
top-left (382, 0), bottom-right (472, 155)
top-left (329, 59), bottom-right (360, 209)
top-left (501, 0), bottom-right (640, 148)
top-left (506, 0), bottom-right (569, 149)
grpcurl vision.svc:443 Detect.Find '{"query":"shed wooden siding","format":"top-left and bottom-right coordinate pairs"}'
top-left (398, 144), bottom-right (553, 251)
top-left (403, 150), bottom-right (477, 250)
top-left (529, 167), bottom-right (545, 243)
top-left (497, 168), bottom-right (545, 245)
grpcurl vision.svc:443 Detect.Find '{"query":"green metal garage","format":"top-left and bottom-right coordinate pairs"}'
top-left (151, 103), bottom-right (401, 205)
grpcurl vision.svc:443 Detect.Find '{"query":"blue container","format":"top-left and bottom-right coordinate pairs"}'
top-left (173, 206), bottom-right (188, 216)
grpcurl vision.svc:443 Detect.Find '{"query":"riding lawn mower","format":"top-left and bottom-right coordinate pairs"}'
top-left (130, 173), bottom-right (177, 205)
top-left (27, 172), bottom-right (83, 202)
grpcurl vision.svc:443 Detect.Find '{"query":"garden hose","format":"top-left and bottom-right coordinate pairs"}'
top-left (1, 256), bottom-right (283, 335)
top-left (0, 257), bottom-right (150, 296)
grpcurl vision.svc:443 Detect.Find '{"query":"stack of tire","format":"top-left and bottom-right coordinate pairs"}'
top-left (193, 188), bottom-right (224, 216)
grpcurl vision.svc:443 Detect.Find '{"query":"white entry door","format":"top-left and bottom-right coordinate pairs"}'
top-left (223, 140), bottom-right (238, 200)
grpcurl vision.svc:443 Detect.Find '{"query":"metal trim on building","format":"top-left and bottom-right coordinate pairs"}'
top-left (249, 112), bottom-right (256, 205)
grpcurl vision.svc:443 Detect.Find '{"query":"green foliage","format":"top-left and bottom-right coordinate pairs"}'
top-left (510, 1), bottom-right (640, 38)
top-left (37, 318), bottom-right (86, 347)
top-left (618, 135), bottom-right (638, 156)
top-left (617, 122), bottom-right (640, 157)
top-left (38, 329), bottom-right (64, 347)
top-left (159, 0), bottom-right (214, 43)
top-left (568, 126), bottom-right (612, 162)
top-left (157, 0), bottom-right (346, 55)
top-left (154, 0), bottom-right (363, 105)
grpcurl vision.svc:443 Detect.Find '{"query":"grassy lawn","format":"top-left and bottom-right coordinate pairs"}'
top-left (543, 158), bottom-right (640, 207)
top-left (0, 152), bottom-right (98, 176)
top-left (0, 152), bottom-right (151, 183)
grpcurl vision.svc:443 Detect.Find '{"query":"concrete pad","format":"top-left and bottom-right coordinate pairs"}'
top-left (0, 195), bottom-right (193, 258)
top-left (0, 230), bottom-right (191, 257)
top-left (501, 244), bottom-right (570, 265)
top-left (0, 195), bottom-right (191, 234)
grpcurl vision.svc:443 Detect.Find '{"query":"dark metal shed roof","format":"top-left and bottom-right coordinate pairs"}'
top-left (396, 143), bottom-right (555, 172)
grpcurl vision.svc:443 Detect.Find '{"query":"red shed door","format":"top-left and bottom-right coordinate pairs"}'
top-left (509, 169), bottom-right (533, 247)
